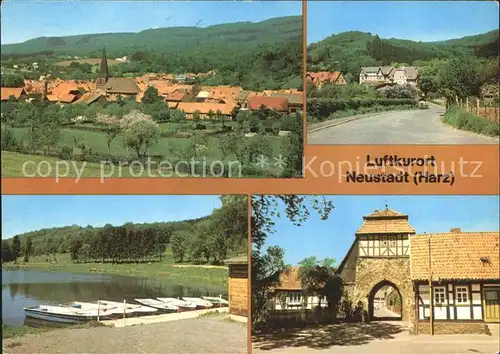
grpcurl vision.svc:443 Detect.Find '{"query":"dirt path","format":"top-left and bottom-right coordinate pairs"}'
top-left (3, 317), bottom-right (247, 354)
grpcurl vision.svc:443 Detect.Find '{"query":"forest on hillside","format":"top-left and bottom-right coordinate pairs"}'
top-left (1, 16), bottom-right (303, 91)
top-left (1, 196), bottom-right (248, 265)
top-left (308, 30), bottom-right (499, 81)
top-left (307, 30), bottom-right (499, 109)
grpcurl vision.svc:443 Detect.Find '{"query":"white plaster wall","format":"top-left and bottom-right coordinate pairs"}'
top-left (456, 307), bottom-right (471, 320)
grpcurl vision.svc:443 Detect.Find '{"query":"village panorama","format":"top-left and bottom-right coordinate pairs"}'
top-left (0, 3), bottom-right (303, 179)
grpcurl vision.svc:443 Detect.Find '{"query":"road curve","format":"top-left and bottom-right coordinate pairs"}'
top-left (307, 105), bottom-right (499, 145)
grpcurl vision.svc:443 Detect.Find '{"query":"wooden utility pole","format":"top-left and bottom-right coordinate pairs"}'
top-left (428, 238), bottom-right (434, 335)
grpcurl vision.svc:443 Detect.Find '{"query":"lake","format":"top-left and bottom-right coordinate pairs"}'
top-left (2, 269), bottom-right (227, 326)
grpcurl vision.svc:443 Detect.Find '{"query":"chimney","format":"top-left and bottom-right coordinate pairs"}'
top-left (450, 228), bottom-right (461, 233)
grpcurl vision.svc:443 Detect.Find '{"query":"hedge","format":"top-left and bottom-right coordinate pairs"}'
top-left (308, 98), bottom-right (417, 120)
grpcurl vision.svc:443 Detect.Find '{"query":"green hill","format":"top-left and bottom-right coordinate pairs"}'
top-left (308, 30), bottom-right (499, 78)
top-left (1, 16), bottom-right (302, 90)
top-left (1, 16), bottom-right (302, 57)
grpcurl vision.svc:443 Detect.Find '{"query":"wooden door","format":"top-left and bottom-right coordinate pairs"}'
top-left (483, 288), bottom-right (500, 322)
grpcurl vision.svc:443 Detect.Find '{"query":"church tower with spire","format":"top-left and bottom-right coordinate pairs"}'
top-left (96, 46), bottom-right (109, 90)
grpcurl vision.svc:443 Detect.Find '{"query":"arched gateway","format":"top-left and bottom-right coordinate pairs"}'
top-left (337, 207), bottom-right (415, 326)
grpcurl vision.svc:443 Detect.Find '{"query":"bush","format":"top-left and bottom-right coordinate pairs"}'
top-left (153, 111), bottom-right (170, 123)
top-left (271, 122), bottom-right (282, 135)
top-left (442, 105), bottom-right (499, 137)
top-left (195, 123), bottom-right (207, 130)
top-left (378, 84), bottom-right (420, 99)
top-left (308, 98), bottom-right (417, 121)
top-left (249, 116), bottom-right (260, 133)
top-left (170, 109), bottom-right (187, 123)
top-left (59, 146), bottom-right (73, 160)
top-left (1, 129), bottom-right (19, 152)
top-left (280, 114), bottom-right (300, 132)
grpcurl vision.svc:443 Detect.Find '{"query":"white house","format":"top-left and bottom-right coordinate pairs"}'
top-left (271, 267), bottom-right (327, 310)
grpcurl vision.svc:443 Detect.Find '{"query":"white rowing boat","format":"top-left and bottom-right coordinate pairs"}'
top-left (203, 296), bottom-right (229, 307)
top-left (24, 305), bottom-right (110, 324)
top-left (156, 298), bottom-right (197, 311)
top-left (134, 298), bottom-right (178, 312)
top-left (67, 301), bottom-right (136, 315)
top-left (182, 297), bottom-right (213, 309)
top-left (97, 300), bottom-right (158, 314)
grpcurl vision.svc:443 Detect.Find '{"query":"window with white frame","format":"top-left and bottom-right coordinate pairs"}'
top-left (288, 292), bottom-right (302, 305)
top-left (456, 286), bottom-right (469, 303)
top-left (434, 287), bottom-right (446, 304)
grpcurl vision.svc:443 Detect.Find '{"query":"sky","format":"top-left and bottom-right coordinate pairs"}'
top-left (261, 196), bottom-right (500, 266)
top-left (1, 1), bottom-right (302, 45)
top-left (307, 1), bottom-right (499, 44)
top-left (1, 195), bottom-right (224, 239)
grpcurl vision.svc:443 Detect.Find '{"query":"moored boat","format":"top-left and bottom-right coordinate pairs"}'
top-left (24, 305), bottom-right (111, 324)
top-left (66, 301), bottom-right (136, 317)
top-left (69, 300), bottom-right (157, 316)
top-left (203, 296), bottom-right (229, 307)
top-left (134, 298), bottom-right (178, 312)
top-left (95, 300), bottom-right (158, 315)
top-left (156, 297), bottom-right (197, 311)
top-left (182, 297), bottom-right (213, 309)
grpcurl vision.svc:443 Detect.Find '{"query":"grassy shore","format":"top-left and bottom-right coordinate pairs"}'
top-left (3, 252), bottom-right (230, 290)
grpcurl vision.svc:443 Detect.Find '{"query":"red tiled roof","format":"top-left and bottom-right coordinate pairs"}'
top-left (74, 92), bottom-right (106, 105)
top-left (45, 94), bottom-right (60, 102)
top-left (411, 231), bottom-right (500, 281)
top-left (248, 96), bottom-right (288, 111)
top-left (24, 80), bottom-right (45, 94)
top-left (356, 208), bottom-right (415, 235)
top-left (52, 81), bottom-right (80, 97)
top-left (1, 87), bottom-right (26, 100)
top-left (177, 102), bottom-right (236, 116)
top-left (208, 86), bottom-right (242, 101)
top-left (58, 93), bottom-right (77, 103)
top-left (165, 91), bottom-right (185, 102)
top-left (274, 267), bottom-right (302, 290)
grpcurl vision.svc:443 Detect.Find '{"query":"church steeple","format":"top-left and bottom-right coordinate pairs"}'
top-left (96, 46), bottom-right (109, 90)
top-left (99, 46), bottom-right (109, 79)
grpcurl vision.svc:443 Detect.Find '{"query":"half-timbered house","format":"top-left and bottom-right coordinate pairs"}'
top-left (411, 230), bottom-right (500, 329)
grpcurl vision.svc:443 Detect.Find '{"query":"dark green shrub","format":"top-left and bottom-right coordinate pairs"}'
top-left (59, 146), bottom-right (73, 160)
top-left (1, 129), bottom-right (19, 152)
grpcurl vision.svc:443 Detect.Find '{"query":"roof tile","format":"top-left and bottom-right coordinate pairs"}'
top-left (410, 232), bottom-right (500, 280)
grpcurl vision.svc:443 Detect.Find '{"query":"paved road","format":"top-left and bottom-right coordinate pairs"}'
top-left (374, 307), bottom-right (400, 319)
top-left (3, 317), bottom-right (247, 354)
top-left (253, 322), bottom-right (499, 354)
top-left (307, 105), bottom-right (499, 144)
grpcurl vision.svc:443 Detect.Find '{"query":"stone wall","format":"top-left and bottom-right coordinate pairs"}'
top-left (353, 257), bottom-right (414, 326)
top-left (414, 322), bottom-right (491, 335)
